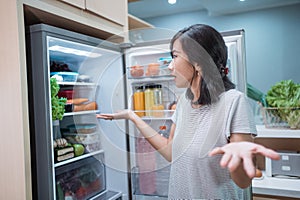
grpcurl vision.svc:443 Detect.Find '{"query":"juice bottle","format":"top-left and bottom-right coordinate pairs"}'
top-left (133, 86), bottom-right (145, 117)
top-left (152, 84), bottom-right (164, 117)
top-left (144, 85), bottom-right (154, 116)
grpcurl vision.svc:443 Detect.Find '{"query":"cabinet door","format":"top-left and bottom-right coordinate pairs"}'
top-left (85, 0), bottom-right (126, 26)
top-left (58, 0), bottom-right (85, 9)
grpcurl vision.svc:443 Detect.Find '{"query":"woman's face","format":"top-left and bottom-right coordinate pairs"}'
top-left (168, 39), bottom-right (195, 88)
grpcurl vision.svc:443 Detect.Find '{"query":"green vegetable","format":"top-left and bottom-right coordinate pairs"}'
top-left (50, 78), bottom-right (67, 121)
top-left (266, 80), bottom-right (300, 128)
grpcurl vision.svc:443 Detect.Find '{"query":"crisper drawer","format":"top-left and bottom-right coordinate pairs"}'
top-left (55, 155), bottom-right (106, 200)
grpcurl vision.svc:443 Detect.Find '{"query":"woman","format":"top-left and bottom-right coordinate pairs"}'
top-left (98, 24), bottom-right (279, 199)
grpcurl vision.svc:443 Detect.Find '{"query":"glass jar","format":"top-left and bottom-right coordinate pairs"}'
top-left (133, 86), bottom-right (145, 117)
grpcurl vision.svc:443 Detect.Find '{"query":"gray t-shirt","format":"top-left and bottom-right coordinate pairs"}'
top-left (169, 89), bottom-right (256, 199)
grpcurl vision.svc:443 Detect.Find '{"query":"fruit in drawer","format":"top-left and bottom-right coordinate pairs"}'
top-left (73, 144), bottom-right (85, 157)
top-left (130, 65), bottom-right (144, 77)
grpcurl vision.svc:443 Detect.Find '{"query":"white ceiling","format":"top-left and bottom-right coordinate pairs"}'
top-left (128, 0), bottom-right (300, 19)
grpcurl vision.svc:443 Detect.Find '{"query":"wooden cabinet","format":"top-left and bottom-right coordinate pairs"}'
top-left (85, 0), bottom-right (127, 26)
top-left (58, 0), bottom-right (85, 9)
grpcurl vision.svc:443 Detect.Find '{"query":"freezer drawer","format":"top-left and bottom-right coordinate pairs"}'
top-left (55, 156), bottom-right (106, 200)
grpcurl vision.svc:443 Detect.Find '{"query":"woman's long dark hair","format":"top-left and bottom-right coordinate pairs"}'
top-left (170, 24), bottom-right (235, 105)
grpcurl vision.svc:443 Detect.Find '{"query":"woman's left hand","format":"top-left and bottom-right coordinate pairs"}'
top-left (209, 142), bottom-right (280, 178)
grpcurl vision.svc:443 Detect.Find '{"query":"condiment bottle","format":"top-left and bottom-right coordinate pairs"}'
top-left (144, 85), bottom-right (154, 116)
top-left (133, 86), bottom-right (145, 117)
top-left (152, 84), bottom-right (164, 117)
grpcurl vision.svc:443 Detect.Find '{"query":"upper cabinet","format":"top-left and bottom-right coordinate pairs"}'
top-left (58, 0), bottom-right (85, 9)
top-left (85, 0), bottom-right (127, 26)
top-left (24, 0), bottom-right (128, 41)
top-left (57, 0), bottom-right (127, 26)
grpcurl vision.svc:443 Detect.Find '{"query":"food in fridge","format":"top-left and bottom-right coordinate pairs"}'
top-left (58, 90), bottom-right (74, 99)
top-left (55, 157), bottom-right (105, 200)
top-left (130, 65), bottom-right (144, 77)
top-left (72, 143), bottom-right (85, 157)
top-left (63, 132), bottom-right (100, 144)
top-left (50, 72), bottom-right (79, 82)
top-left (73, 101), bottom-right (97, 112)
top-left (67, 98), bottom-right (89, 105)
top-left (56, 152), bottom-right (75, 162)
top-left (67, 124), bottom-right (97, 134)
top-left (146, 63), bottom-right (160, 76)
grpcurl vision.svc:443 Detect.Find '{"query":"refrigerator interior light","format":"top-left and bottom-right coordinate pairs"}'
top-left (49, 45), bottom-right (102, 58)
top-left (168, 0), bottom-right (176, 4)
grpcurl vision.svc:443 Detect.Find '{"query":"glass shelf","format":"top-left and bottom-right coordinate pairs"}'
top-left (64, 110), bottom-right (100, 117)
top-left (57, 81), bottom-right (97, 86)
top-left (134, 110), bottom-right (174, 120)
top-left (54, 149), bottom-right (104, 168)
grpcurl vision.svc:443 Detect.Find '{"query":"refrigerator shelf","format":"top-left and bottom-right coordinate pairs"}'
top-left (129, 75), bottom-right (174, 84)
top-left (90, 190), bottom-right (122, 200)
top-left (54, 149), bottom-right (104, 168)
top-left (64, 110), bottom-right (100, 117)
top-left (57, 81), bottom-right (97, 87)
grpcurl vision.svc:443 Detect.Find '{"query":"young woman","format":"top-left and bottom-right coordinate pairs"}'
top-left (97, 24), bottom-right (279, 199)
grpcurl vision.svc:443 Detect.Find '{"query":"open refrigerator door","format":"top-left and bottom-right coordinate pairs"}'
top-left (123, 41), bottom-right (185, 199)
top-left (222, 29), bottom-right (247, 93)
top-left (26, 24), bottom-right (127, 200)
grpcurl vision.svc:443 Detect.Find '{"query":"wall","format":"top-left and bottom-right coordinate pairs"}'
top-left (0, 0), bottom-right (30, 199)
top-left (143, 4), bottom-right (300, 93)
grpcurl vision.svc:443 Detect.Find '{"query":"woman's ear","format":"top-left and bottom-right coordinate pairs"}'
top-left (193, 64), bottom-right (202, 76)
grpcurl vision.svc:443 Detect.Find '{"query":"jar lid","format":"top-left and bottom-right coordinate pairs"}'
top-left (135, 85), bottom-right (144, 90)
top-left (159, 125), bottom-right (167, 130)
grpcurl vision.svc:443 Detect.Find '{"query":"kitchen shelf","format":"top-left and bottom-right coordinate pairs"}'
top-left (54, 149), bottom-right (104, 167)
top-left (252, 171), bottom-right (300, 198)
top-left (256, 125), bottom-right (300, 138)
top-left (64, 110), bottom-right (99, 116)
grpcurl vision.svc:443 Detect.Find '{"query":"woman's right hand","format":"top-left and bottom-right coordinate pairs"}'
top-left (97, 109), bottom-right (136, 120)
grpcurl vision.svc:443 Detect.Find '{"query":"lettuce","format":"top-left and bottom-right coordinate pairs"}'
top-left (266, 80), bottom-right (300, 128)
top-left (50, 78), bottom-right (67, 121)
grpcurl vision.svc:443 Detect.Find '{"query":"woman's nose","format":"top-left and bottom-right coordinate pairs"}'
top-left (168, 60), bottom-right (174, 70)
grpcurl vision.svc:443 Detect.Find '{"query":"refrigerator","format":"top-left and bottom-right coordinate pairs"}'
top-left (26, 24), bottom-right (247, 200)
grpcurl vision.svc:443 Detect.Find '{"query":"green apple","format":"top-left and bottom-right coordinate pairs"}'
top-left (73, 144), bottom-right (85, 156)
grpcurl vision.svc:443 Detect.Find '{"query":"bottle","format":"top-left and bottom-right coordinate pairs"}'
top-left (152, 84), bottom-right (164, 117)
top-left (137, 137), bottom-right (156, 194)
top-left (158, 126), bottom-right (167, 137)
top-left (156, 125), bottom-right (170, 196)
top-left (133, 86), bottom-right (145, 117)
top-left (144, 85), bottom-right (154, 116)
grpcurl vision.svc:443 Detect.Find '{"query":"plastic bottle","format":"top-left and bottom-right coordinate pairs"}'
top-left (156, 125), bottom-right (170, 196)
top-left (144, 85), bottom-right (154, 116)
top-left (137, 137), bottom-right (156, 194)
top-left (133, 86), bottom-right (145, 117)
top-left (152, 84), bottom-right (164, 117)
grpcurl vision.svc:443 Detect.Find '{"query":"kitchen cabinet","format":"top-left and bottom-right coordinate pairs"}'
top-left (58, 0), bottom-right (85, 9)
top-left (24, 0), bottom-right (127, 41)
top-left (252, 125), bottom-right (300, 199)
top-left (85, 0), bottom-right (127, 26)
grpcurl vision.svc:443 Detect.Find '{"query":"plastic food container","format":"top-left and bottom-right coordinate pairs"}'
top-left (67, 124), bottom-right (97, 134)
top-left (50, 72), bottom-right (78, 82)
top-left (63, 132), bottom-right (100, 144)
top-left (58, 90), bottom-right (74, 99)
